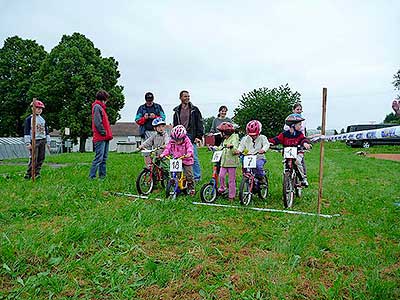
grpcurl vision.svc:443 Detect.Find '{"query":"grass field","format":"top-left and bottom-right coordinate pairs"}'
top-left (0, 142), bottom-right (399, 299)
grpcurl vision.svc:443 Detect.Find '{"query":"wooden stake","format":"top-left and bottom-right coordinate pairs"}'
top-left (31, 99), bottom-right (37, 181)
top-left (318, 88), bottom-right (327, 214)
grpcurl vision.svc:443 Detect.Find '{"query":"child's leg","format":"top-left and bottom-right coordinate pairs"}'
top-left (35, 139), bottom-right (46, 175)
top-left (227, 167), bottom-right (237, 199)
top-left (218, 167), bottom-right (228, 192)
top-left (183, 164), bottom-right (194, 191)
top-left (301, 154), bottom-right (307, 176)
top-left (255, 158), bottom-right (266, 178)
top-left (295, 153), bottom-right (306, 179)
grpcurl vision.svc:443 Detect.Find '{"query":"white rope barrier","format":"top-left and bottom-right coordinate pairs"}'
top-left (313, 125), bottom-right (400, 142)
top-left (192, 202), bottom-right (340, 218)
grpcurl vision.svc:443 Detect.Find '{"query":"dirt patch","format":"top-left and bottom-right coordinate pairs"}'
top-left (366, 154), bottom-right (400, 161)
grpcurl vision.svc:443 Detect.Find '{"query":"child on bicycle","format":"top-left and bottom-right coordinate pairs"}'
top-left (235, 120), bottom-right (270, 184)
top-left (139, 117), bottom-right (169, 171)
top-left (269, 113), bottom-right (311, 187)
top-left (160, 125), bottom-right (195, 196)
top-left (210, 122), bottom-right (239, 201)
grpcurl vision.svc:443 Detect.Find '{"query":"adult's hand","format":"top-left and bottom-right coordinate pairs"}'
top-left (194, 137), bottom-right (202, 145)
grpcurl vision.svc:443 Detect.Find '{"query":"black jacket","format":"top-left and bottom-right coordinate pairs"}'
top-left (173, 102), bottom-right (204, 142)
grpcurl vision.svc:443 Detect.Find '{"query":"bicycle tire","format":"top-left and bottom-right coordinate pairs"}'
top-left (258, 175), bottom-right (269, 200)
top-left (200, 182), bottom-right (217, 203)
top-left (239, 178), bottom-right (252, 206)
top-left (283, 170), bottom-right (295, 208)
top-left (136, 168), bottom-right (154, 195)
top-left (295, 176), bottom-right (302, 197)
top-left (166, 179), bottom-right (177, 200)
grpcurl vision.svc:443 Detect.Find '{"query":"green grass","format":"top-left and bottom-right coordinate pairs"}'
top-left (0, 142), bottom-right (399, 299)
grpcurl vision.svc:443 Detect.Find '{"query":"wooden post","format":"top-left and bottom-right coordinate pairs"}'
top-left (318, 88), bottom-right (327, 214)
top-left (31, 99), bottom-right (37, 181)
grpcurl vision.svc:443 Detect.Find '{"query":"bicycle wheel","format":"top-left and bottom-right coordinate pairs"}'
top-left (239, 178), bottom-right (252, 206)
top-left (282, 170), bottom-right (295, 208)
top-left (200, 182), bottom-right (217, 203)
top-left (258, 175), bottom-right (269, 200)
top-left (166, 179), bottom-right (177, 200)
top-left (136, 168), bottom-right (154, 195)
top-left (295, 176), bottom-right (302, 197)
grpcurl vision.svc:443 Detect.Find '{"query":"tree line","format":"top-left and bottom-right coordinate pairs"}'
top-left (0, 33), bottom-right (124, 152)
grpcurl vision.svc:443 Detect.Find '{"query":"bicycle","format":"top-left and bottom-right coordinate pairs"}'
top-left (164, 155), bottom-right (189, 200)
top-left (238, 152), bottom-right (269, 206)
top-left (282, 145), bottom-right (308, 208)
top-left (200, 146), bottom-right (230, 203)
top-left (136, 148), bottom-right (168, 195)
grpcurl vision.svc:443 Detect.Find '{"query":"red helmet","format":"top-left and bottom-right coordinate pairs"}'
top-left (217, 122), bottom-right (235, 134)
top-left (246, 120), bottom-right (262, 136)
top-left (33, 100), bottom-right (45, 108)
top-left (171, 125), bottom-right (187, 140)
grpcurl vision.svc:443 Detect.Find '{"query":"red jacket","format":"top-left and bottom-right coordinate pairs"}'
top-left (92, 100), bottom-right (113, 142)
top-left (269, 130), bottom-right (309, 149)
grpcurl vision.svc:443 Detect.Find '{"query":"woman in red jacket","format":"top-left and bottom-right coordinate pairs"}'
top-left (89, 90), bottom-right (113, 179)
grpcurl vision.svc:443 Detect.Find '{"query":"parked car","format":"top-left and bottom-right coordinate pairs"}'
top-left (345, 123), bottom-right (400, 148)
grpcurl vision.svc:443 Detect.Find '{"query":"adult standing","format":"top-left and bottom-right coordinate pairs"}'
top-left (173, 90), bottom-right (204, 182)
top-left (89, 90), bottom-right (113, 179)
top-left (392, 99), bottom-right (400, 117)
top-left (209, 105), bottom-right (233, 146)
top-left (135, 92), bottom-right (166, 140)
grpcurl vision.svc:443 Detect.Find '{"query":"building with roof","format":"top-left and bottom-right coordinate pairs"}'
top-left (0, 137), bottom-right (29, 159)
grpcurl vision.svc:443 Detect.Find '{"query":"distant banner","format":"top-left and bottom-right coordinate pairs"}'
top-left (311, 126), bottom-right (400, 142)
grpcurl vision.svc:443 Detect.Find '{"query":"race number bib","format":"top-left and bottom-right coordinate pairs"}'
top-left (243, 155), bottom-right (257, 168)
top-left (170, 159), bottom-right (183, 172)
top-left (284, 147), bottom-right (297, 159)
top-left (211, 151), bottom-right (223, 162)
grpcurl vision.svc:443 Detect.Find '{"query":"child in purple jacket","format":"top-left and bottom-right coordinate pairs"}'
top-left (160, 125), bottom-right (195, 195)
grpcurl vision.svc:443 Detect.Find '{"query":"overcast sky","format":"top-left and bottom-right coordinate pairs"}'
top-left (1, 0), bottom-right (399, 130)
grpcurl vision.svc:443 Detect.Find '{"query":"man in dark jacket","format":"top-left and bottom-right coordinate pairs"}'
top-left (89, 90), bottom-right (113, 179)
top-left (173, 90), bottom-right (204, 181)
top-left (135, 92), bottom-right (166, 139)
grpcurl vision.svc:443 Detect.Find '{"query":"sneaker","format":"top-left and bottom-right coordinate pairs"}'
top-left (189, 189), bottom-right (196, 196)
top-left (301, 178), bottom-right (309, 187)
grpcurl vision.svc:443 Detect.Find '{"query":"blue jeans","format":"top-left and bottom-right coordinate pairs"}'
top-left (255, 158), bottom-right (266, 178)
top-left (192, 142), bottom-right (201, 181)
top-left (89, 140), bottom-right (109, 179)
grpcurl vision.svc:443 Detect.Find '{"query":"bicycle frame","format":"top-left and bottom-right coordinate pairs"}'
top-left (165, 155), bottom-right (187, 198)
top-left (142, 149), bottom-right (164, 182)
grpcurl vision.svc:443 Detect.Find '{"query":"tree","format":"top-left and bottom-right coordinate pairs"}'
top-left (29, 33), bottom-right (124, 152)
top-left (233, 84), bottom-right (301, 138)
top-left (393, 69), bottom-right (400, 98)
top-left (0, 36), bottom-right (47, 136)
top-left (203, 116), bottom-right (215, 133)
top-left (383, 112), bottom-right (400, 124)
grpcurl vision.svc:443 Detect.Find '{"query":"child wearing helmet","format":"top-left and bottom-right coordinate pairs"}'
top-left (269, 114), bottom-right (311, 187)
top-left (212, 122), bottom-right (240, 201)
top-left (139, 117), bottom-right (169, 156)
top-left (160, 125), bottom-right (195, 195)
top-left (139, 117), bottom-right (170, 172)
top-left (235, 120), bottom-right (270, 183)
top-left (23, 100), bottom-right (51, 179)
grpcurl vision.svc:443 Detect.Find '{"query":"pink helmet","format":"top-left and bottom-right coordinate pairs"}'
top-left (171, 125), bottom-right (187, 140)
top-left (217, 122), bottom-right (235, 134)
top-left (246, 120), bottom-right (262, 136)
top-left (33, 100), bottom-right (45, 108)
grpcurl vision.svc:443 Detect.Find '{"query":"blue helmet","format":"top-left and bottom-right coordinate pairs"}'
top-left (152, 117), bottom-right (166, 127)
top-left (285, 113), bottom-right (305, 126)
